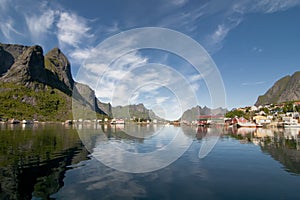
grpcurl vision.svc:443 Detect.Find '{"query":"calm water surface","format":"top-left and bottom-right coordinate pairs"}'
top-left (1, 123), bottom-right (300, 200)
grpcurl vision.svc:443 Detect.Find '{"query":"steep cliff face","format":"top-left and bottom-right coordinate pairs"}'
top-left (0, 43), bottom-right (27, 75)
top-left (278, 72), bottom-right (300, 102)
top-left (0, 43), bottom-right (111, 120)
top-left (0, 45), bottom-right (46, 83)
top-left (73, 82), bottom-right (111, 116)
top-left (255, 71), bottom-right (300, 105)
top-left (45, 48), bottom-right (74, 92)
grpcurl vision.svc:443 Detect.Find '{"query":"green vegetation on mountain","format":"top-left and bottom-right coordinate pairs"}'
top-left (225, 109), bottom-right (245, 119)
top-left (0, 43), bottom-right (111, 121)
top-left (111, 103), bottom-right (163, 121)
top-left (0, 82), bottom-right (70, 121)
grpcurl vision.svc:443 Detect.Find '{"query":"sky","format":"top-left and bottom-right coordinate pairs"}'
top-left (1, 0), bottom-right (300, 120)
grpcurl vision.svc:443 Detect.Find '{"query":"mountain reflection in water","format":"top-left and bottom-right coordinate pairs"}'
top-left (0, 124), bottom-right (88, 200)
top-left (1, 124), bottom-right (300, 199)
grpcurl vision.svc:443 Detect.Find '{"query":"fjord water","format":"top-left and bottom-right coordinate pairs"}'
top-left (1, 124), bottom-right (300, 199)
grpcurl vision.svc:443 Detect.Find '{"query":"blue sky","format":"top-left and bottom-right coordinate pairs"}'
top-left (1, 0), bottom-right (300, 119)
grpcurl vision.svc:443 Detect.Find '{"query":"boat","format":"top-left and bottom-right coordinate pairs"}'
top-left (283, 118), bottom-right (300, 128)
top-left (237, 122), bottom-right (257, 128)
top-left (64, 120), bottom-right (73, 125)
top-left (8, 118), bottom-right (20, 124)
top-left (111, 119), bottom-right (125, 124)
top-left (284, 122), bottom-right (300, 128)
top-left (233, 117), bottom-right (256, 128)
top-left (21, 120), bottom-right (33, 124)
top-left (256, 123), bottom-right (263, 128)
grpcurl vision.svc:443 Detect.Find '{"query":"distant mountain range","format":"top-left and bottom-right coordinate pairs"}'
top-left (112, 103), bottom-right (163, 121)
top-left (180, 105), bottom-right (227, 122)
top-left (0, 43), bottom-right (111, 121)
top-left (0, 43), bottom-right (228, 122)
top-left (255, 71), bottom-right (300, 106)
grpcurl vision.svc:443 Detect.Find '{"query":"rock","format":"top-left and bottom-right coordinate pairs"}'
top-left (0, 44), bottom-right (29, 76)
top-left (0, 43), bottom-right (110, 121)
top-left (73, 82), bottom-right (110, 116)
top-left (181, 105), bottom-right (227, 122)
top-left (0, 45), bottom-right (45, 83)
top-left (97, 101), bottom-right (112, 117)
top-left (0, 46), bottom-right (14, 75)
top-left (111, 103), bottom-right (161, 120)
top-left (255, 71), bottom-right (300, 105)
top-left (45, 48), bottom-right (74, 90)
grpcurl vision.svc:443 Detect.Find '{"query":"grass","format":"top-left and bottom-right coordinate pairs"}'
top-left (0, 82), bottom-right (71, 121)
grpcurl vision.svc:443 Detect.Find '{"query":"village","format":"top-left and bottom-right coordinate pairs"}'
top-left (221, 101), bottom-right (300, 128)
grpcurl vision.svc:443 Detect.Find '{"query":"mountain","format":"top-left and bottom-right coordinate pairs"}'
top-left (111, 103), bottom-right (163, 121)
top-left (180, 105), bottom-right (227, 122)
top-left (255, 71), bottom-right (300, 106)
top-left (0, 43), bottom-right (112, 121)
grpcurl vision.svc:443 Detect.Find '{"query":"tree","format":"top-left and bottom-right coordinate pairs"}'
top-left (225, 110), bottom-right (244, 118)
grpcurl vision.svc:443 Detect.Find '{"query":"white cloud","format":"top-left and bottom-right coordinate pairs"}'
top-left (158, 5), bottom-right (206, 32)
top-left (156, 97), bottom-right (170, 104)
top-left (206, 16), bottom-right (242, 52)
top-left (25, 10), bottom-right (56, 42)
top-left (105, 22), bottom-right (120, 34)
top-left (203, 0), bottom-right (300, 52)
top-left (252, 46), bottom-right (263, 53)
top-left (251, 0), bottom-right (300, 13)
top-left (211, 24), bottom-right (230, 44)
top-left (57, 12), bottom-right (93, 48)
top-left (189, 74), bottom-right (203, 82)
top-left (0, 0), bottom-right (22, 42)
top-left (171, 0), bottom-right (189, 6)
top-left (0, 0), bottom-right (9, 11)
top-left (242, 81), bottom-right (265, 86)
top-left (0, 18), bottom-right (22, 41)
top-left (70, 48), bottom-right (92, 61)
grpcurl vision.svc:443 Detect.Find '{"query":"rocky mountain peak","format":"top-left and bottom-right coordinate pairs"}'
top-left (0, 43), bottom-right (29, 75)
top-left (45, 47), bottom-right (74, 90)
top-left (0, 45), bottom-right (45, 83)
top-left (255, 71), bottom-right (300, 105)
top-left (0, 43), bottom-right (112, 120)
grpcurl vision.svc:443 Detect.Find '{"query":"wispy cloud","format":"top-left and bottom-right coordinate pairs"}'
top-left (206, 12), bottom-right (243, 52)
top-left (57, 12), bottom-right (93, 48)
top-left (0, 0), bottom-right (23, 42)
top-left (0, 0), bottom-right (9, 11)
top-left (252, 46), bottom-right (263, 53)
top-left (204, 0), bottom-right (300, 52)
top-left (158, 5), bottom-right (206, 33)
top-left (0, 18), bottom-right (22, 41)
top-left (171, 0), bottom-right (189, 6)
top-left (209, 24), bottom-right (230, 47)
top-left (156, 96), bottom-right (170, 104)
top-left (189, 73), bottom-right (205, 82)
top-left (251, 0), bottom-right (300, 13)
top-left (25, 10), bottom-right (56, 43)
top-left (242, 81), bottom-right (265, 86)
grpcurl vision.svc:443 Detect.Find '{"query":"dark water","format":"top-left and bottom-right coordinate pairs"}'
top-left (1, 124), bottom-right (300, 200)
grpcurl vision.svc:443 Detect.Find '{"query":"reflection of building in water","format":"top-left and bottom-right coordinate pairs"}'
top-left (237, 127), bottom-right (256, 135)
top-left (284, 128), bottom-right (300, 139)
top-left (261, 133), bottom-right (300, 174)
top-left (229, 127), bottom-right (300, 174)
top-left (196, 126), bottom-right (208, 140)
top-left (197, 115), bottom-right (224, 126)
